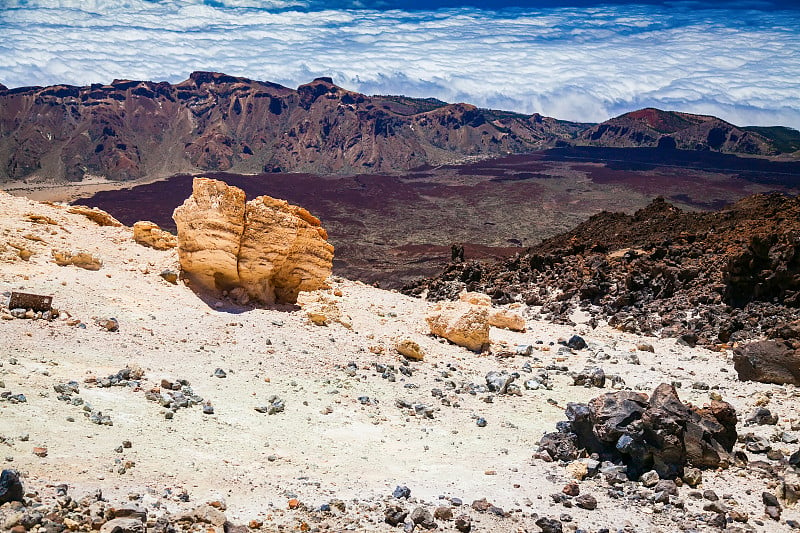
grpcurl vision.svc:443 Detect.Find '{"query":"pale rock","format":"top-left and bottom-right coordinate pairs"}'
top-left (396, 339), bottom-right (425, 361)
top-left (173, 178), bottom-right (334, 304)
top-left (488, 308), bottom-right (526, 332)
top-left (52, 250), bottom-right (102, 270)
top-left (132, 221), bottom-right (177, 250)
top-left (67, 205), bottom-right (122, 227)
top-left (426, 301), bottom-right (491, 352)
top-left (459, 291), bottom-right (492, 306)
top-left (99, 518), bottom-right (144, 533)
top-left (177, 504), bottom-right (227, 527)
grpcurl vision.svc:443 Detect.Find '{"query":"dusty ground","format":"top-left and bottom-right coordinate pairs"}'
top-left (1, 190), bottom-right (800, 532)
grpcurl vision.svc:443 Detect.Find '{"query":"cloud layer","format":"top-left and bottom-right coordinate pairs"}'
top-left (1, 0), bottom-right (799, 128)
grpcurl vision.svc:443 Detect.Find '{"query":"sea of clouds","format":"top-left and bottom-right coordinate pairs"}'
top-left (1, 0), bottom-right (799, 128)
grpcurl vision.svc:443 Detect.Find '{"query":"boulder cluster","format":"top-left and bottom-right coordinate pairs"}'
top-left (538, 384), bottom-right (738, 481)
top-left (407, 193), bottom-right (800, 353)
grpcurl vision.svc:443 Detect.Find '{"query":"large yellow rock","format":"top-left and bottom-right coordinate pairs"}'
top-left (426, 301), bottom-right (491, 352)
top-left (173, 178), bottom-right (334, 304)
top-left (133, 221), bottom-right (177, 250)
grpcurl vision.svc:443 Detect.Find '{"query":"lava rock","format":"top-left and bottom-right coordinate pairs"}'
top-left (0, 469), bottom-right (23, 504)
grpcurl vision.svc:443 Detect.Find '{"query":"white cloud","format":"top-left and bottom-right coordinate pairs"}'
top-left (1, 0), bottom-right (798, 128)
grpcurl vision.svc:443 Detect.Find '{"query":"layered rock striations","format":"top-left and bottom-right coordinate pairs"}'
top-left (172, 177), bottom-right (333, 304)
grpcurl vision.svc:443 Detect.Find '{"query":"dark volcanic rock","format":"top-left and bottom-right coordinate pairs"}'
top-left (734, 322), bottom-right (800, 385)
top-left (0, 469), bottom-right (23, 504)
top-left (407, 193), bottom-right (800, 349)
top-left (537, 384), bottom-right (737, 479)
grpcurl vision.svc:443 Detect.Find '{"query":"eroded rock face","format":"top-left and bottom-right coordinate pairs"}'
top-left (173, 178), bottom-right (333, 304)
top-left (538, 384), bottom-right (737, 480)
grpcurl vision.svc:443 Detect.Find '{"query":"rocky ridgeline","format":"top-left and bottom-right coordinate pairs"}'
top-left (406, 193), bottom-right (800, 355)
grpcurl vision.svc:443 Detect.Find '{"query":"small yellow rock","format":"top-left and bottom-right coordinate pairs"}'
top-left (396, 339), bottom-right (425, 361)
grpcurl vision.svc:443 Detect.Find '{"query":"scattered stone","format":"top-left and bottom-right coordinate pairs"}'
top-left (566, 335), bottom-right (587, 350)
top-left (393, 486), bottom-right (411, 499)
top-left (572, 367), bottom-right (605, 388)
top-left (410, 506), bottom-right (436, 529)
top-left (539, 384), bottom-right (737, 480)
top-left (51, 250), bottom-right (102, 270)
top-left (475, 417), bottom-right (487, 428)
top-left (160, 270), bottom-right (179, 284)
top-left (32, 447), bottom-right (48, 457)
top-left (99, 518), bottom-right (145, 533)
top-left (454, 514), bottom-right (472, 532)
top-left (575, 494), bottom-right (597, 510)
top-left (746, 407), bottom-right (778, 425)
top-left (213, 368), bottom-right (227, 378)
top-left (535, 516), bottom-right (563, 533)
top-left (385, 505), bottom-right (408, 527)
top-left (682, 467), bottom-right (702, 487)
top-left (433, 506), bottom-right (453, 520)
top-left (97, 317), bottom-right (119, 332)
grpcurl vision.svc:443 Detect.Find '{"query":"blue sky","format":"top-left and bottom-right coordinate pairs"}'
top-left (1, 0), bottom-right (799, 128)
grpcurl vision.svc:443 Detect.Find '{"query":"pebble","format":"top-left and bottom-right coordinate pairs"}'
top-left (475, 417), bottom-right (487, 428)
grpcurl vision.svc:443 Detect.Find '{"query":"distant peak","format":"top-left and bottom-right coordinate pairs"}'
top-left (188, 71), bottom-right (245, 86)
top-left (312, 76), bottom-right (334, 85)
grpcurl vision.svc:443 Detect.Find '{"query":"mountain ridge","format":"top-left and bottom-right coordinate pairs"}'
top-left (0, 72), bottom-right (795, 183)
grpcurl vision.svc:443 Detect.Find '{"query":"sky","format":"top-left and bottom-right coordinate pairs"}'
top-left (1, 0), bottom-right (799, 128)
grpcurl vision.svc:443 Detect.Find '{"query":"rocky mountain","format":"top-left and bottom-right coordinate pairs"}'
top-left (578, 108), bottom-right (778, 154)
top-left (406, 192), bottom-right (800, 349)
top-left (1, 73), bottom-right (795, 184)
top-left (0, 72), bottom-right (583, 182)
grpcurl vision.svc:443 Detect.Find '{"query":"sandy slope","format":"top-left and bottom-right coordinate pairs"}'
top-left (1, 190), bottom-right (799, 532)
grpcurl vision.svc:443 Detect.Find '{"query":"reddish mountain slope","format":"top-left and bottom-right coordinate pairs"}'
top-left (578, 108), bottom-right (777, 154)
top-left (0, 72), bottom-right (582, 182)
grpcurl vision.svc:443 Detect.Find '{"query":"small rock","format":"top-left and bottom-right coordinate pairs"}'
top-left (476, 417), bottom-right (487, 428)
top-left (213, 368), bottom-right (227, 378)
top-left (747, 407), bottom-right (778, 426)
top-left (410, 507), bottom-right (437, 529)
top-left (433, 506), bottom-right (453, 520)
top-left (575, 494), bottom-right (597, 510)
top-left (682, 467), bottom-right (702, 487)
top-left (562, 483), bottom-right (579, 496)
top-left (566, 335), bottom-right (587, 350)
top-left (535, 516), bottom-right (563, 533)
top-left (393, 485), bottom-right (411, 499)
top-left (202, 404), bottom-right (214, 415)
top-left (385, 505), bottom-right (408, 527)
top-left (454, 514), bottom-right (471, 533)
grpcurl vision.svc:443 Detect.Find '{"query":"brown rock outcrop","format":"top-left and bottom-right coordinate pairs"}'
top-left (426, 302), bottom-right (491, 352)
top-left (172, 178), bottom-right (333, 304)
top-left (734, 321), bottom-right (800, 385)
top-left (538, 384), bottom-right (737, 480)
top-left (132, 221), bottom-right (177, 250)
